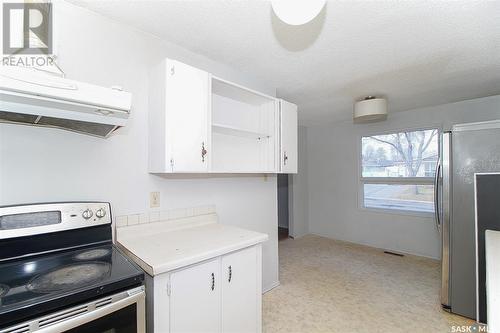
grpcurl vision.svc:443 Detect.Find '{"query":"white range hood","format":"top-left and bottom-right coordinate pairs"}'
top-left (0, 67), bottom-right (132, 138)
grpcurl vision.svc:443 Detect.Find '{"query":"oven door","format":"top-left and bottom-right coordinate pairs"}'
top-left (3, 287), bottom-right (145, 333)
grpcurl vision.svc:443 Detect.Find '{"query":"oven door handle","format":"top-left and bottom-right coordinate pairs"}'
top-left (35, 287), bottom-right (145, 333)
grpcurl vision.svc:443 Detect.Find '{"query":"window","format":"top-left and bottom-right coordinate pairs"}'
top-left (360, 128), bottom-right (439, 214)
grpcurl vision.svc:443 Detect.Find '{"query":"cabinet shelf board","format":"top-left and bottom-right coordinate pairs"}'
top-left (212, 76), bottom-right (276, 106)
top-left (212, 123), bottom-right (271, 140)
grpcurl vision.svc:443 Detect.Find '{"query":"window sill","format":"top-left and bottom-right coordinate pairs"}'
top-left (358, 206), bottom-right (435, 219)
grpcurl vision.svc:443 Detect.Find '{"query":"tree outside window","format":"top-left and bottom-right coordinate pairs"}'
top-left (361, 129), bottom-right (439, 214)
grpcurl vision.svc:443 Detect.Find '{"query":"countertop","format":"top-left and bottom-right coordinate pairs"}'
top-left (486, 229), bottom-right (500, 333)
top-left (116, 213), bottom-right (268, 276)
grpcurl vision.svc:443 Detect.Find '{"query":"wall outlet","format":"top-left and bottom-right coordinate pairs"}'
top-left (150, 192), bottom-right (160, 208)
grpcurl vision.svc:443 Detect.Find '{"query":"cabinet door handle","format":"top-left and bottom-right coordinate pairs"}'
top-left (211, 272), bottom-right (215, 291)
top-left (201, 142), bottom-right (208, 162)
top-left (228, 265), bottom-right (232, 283)
top-left (283, 151), bottom-right (288, 165)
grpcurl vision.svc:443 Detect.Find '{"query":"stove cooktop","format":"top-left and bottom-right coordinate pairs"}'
top-left (0, 243), bottom-right (144, 328)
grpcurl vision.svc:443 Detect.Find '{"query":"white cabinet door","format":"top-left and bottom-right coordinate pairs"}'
top-left (221, 247), bottom-right (258, 333)
top-left (166, 59), bottom-right (210, 172)
top-left (280, 100), bottom-right (298, 173)
top-left (170, 259), bottom-right (220, 333)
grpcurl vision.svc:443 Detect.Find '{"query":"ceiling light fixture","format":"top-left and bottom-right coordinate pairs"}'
top-left (353, 96), bottom-right (388, 123)
top-left (271, 0), bottom-right (326, 26)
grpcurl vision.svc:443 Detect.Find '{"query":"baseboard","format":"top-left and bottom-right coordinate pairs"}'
top-left (263, 280), bottom-right (280, 294)
top-left (308, 232), bottom-right (440, 261)
top-left (289, 231), bottom-right (308, 239)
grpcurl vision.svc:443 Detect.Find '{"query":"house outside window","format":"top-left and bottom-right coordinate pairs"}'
top-left (360, 128), bottom-right (439, 214)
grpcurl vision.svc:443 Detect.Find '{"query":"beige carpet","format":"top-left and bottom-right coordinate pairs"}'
top-left (263, 235), bottom-right (475, 333)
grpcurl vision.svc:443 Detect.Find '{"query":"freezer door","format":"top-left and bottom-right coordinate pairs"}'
top-left (450, 123), bottom-right (500, 319)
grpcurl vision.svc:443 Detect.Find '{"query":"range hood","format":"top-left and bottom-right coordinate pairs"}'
top-left (0, 67), bottom-right (132, 138)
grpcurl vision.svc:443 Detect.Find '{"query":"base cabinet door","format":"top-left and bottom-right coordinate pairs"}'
top-left (170, 258), bottom-right (220, 333)
top-left (221, 247), bottom-right (259, 333)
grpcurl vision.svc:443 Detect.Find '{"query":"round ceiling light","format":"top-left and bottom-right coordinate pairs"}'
top-left (271, 0), bottom-right (326, 26)
top-left (353, 96), bottom-right (388, 123)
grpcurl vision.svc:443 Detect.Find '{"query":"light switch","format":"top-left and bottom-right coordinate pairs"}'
top-left (150, 192), bottom-right (160, 208)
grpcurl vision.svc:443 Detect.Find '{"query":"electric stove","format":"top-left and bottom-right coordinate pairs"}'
top-left (0, 202), bottom-right (145, 332)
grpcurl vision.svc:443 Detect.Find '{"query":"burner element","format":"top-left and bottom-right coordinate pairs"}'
top-left (26, 262), bottom-right (111, 293)
top-left (74, 249), bottom-right (111, 260)
top-left (0, 284), bottom-right (9, 298)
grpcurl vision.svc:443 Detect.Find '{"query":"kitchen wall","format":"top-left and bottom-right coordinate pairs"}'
top-left (0, 0), bottom-right (279, 291)
top-left (306, 95), bottom-right (500, 259)
top-left (289, 126), bottom-right (309, 238)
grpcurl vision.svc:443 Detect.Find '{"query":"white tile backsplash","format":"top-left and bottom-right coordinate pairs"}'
top-left (127, 214), bottom-right (139, 225)
top-left (169, 208), bottom-right (186, 220)
top-left (194, 205), bottom-right (215, 216)
top-left (139, 213), bottom-right (149, 224)
top-left (115, 215), bottom-right (128, 227)
top-left (149, 211), bottom-right (160, 222)
top-left (185, 207), bottom-right (194, 218)
top-left (160, 210), bottom-right (169, 221)
top-left (115, 205), bottom-right (216, 228)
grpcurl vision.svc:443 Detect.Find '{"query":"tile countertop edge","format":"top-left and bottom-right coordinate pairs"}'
top-left (152, 233), bottom-right (269, 275)
top-left (116, 242), bottom-right (156, 276)
top-left (116, 220), bottom-right (269, 276)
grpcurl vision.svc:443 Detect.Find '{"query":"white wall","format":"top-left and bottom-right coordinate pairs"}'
top-left (306, 95), bottom-right (500, 259)
top-left (0, 0), bottom-right (279, 291)
top-left (289, 126), bottom-right (309, 238)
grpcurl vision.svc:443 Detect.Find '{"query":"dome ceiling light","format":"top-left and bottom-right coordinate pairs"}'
top-left (271, 0), bottom-right (326, 26)
top-left (353, 96), bottom-right (388, 123)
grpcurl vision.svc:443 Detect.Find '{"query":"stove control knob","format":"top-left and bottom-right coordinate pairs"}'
top-left (82, 209), bottom-right (93, 220)
top-left (96, 208), bottom-right (106, 219)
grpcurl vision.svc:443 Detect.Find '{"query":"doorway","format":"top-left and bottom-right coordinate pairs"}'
top-left (277, 174), bottom-right (289, 241)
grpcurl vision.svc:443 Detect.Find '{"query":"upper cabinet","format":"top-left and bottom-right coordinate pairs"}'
top-left (149, 59), bottom-right (210, 173)
top-left (149, 58), bottom-right (298, 174)
top-left (279, 100), bottom-right (298, 174)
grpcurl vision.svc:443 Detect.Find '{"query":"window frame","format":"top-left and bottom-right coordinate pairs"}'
top-left (357, 125), bottom-right (441, 218)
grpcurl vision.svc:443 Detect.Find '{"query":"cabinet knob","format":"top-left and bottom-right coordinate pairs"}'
top-left (211, 273), bottom-right (215, 291)
top-left (284, 152), bottom-right (288, 165)
top-left (228, 265), bottom-right (232, 283)
top-left (201, 142), bottom-right (208, 162)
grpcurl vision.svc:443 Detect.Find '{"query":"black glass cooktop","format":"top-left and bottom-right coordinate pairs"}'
top-left (0, 243), bottom-right (144, 328)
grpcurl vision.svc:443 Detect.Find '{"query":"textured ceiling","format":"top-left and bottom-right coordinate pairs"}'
top-left (69, 0), bottom-right (500, 125)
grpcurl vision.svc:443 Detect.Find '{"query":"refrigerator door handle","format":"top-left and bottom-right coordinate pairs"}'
top-left (434, 159), bottom-right (442, 232)
top-left (441, 131), bottom-right (451, 310)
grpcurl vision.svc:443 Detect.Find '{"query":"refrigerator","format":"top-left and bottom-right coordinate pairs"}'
top-left (438, 120), bottom-right (500, 321)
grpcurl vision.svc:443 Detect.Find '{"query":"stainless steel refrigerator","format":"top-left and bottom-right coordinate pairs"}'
top-left (437, 120), bottom-right (500, 320)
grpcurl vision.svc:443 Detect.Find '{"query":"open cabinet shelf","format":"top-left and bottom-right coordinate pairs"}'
top-left (211, 76), bottom-right (278, 173)
top-left (212, 123), bottom-right (271, 140)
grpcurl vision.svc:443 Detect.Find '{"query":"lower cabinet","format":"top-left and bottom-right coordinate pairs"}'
top-left (221, 246), bottom-right (259, 333)
top-left (170, 258), bottom-right (221, 332)
top-left (150, 245), bottom-right (262, 333)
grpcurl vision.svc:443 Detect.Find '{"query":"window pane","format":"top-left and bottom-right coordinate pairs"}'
top-left (363, 184), bottom-right (434, 213)
top-left (362, 129), bottom-right (438, 177)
